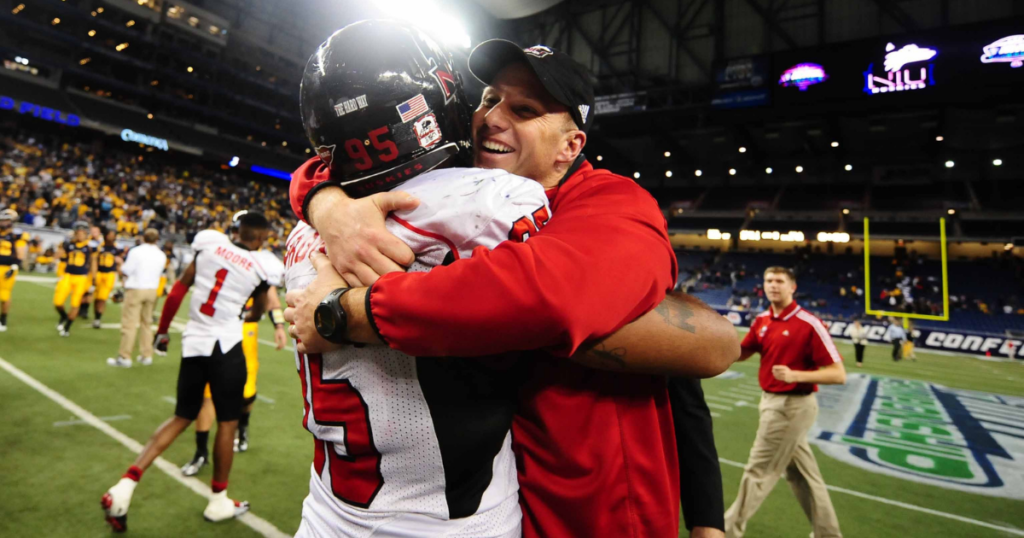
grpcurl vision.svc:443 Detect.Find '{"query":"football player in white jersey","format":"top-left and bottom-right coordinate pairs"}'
top-left (100, 212), bottom-right (284, 532)
top-left (280, 22), bottom-right (534, 538)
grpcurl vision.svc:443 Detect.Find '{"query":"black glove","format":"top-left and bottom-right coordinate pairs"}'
top-left (4, 264), bottom-right (17, 279)
top-left (154, 333), bottom-right (170, 356)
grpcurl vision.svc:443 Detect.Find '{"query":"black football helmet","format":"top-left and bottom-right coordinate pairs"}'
top-left (300, 20), bottom-right (472, 198)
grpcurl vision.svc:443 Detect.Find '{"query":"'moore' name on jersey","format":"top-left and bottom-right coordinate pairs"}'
top-left (285, 167), bottom-right (550, 536)
top-left (183, 230), bottom-right (284, 358)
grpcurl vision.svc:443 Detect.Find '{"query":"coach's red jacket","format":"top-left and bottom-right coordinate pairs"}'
top-left (290, 157), bottom-right (681, 537)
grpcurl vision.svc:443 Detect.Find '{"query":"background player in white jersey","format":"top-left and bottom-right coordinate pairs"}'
top-left (100, 212), bottom-right (284, 532)
top-left (182, 211), bottom-right (288, 477)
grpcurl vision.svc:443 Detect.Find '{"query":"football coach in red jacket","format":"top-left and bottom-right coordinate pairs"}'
top-left (286, 39), bottom-right (733, 537)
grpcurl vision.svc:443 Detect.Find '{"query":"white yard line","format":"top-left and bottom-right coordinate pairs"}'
top-left (717, 457), bottom-right (1024, 536)
top-left (54, 414), bottom-right (132, 427)
top-left (258, 339), bottom-right (294, 352)
top-left (0, 357), bottom-right (290, 538)
top-left (705, 402), bottom-right (733, 411)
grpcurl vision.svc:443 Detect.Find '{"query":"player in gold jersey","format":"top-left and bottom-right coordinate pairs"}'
top-left (92, 228), bottom-right (123, 329)
top-left (54, 222), bottom-right (97, 336)
top-left (0, 209), bottom-right (29, 332)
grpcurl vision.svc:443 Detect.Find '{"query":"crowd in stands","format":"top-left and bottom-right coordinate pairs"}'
top-left (678, 246), bottom-right (1023, 333)
top-left (0, 124), bottom-right (294, 256)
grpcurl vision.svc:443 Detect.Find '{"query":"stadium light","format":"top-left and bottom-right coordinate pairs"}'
top-left (187, 66), bottom-right (194, 73)
top-left (831, 141), bottom-right (839, 147)
top-left (729, 168), bottom-right (736, 176)
top-left (665, 170), bottom-right (673, 178)
top-left (596, 155), bottom-right (603, 161)
top-left (79, 57), bottom-right (91, 65)
top-left (845, 164), bottom-right (853, 171)
top-left (12, 4), bottom-right (24, 15)
top-left (633, 172), bottom-right (640, 179)
top-left (229, 156), bottom-right (240, 167)
top-left (115, 42), bottom-right (129, 51)
top-left (126, 20), bottom-right (135, 27)
top-left (765, 167), bottom-right (773, 174)
top-left (935, 135), bottom-right (944, 141)
top-left (948, 208), bottom-right (956, 215)
top-left (664, 151), bottom-right (671, 158)
top-left (374, 0), bottom-right (472, 49)
top-left (97, 7), bottom-right (104, 12)
top-left (738, 146), bottom-right (747, 153)
top-left (945, 160), bottom-right (955, 168)
top-left (1006, 243), bottom-right (1014, 251)
top-left (281, 141), bottom-right (288, 147)
top-left (146, 113), bottom-right (153, 119)
top-left (88, 29), bottom-right (96, 36)
top-left (842, 208), bottom-right (850, 215)
top-left (694, 169), bottom-right (702, 177)
top-left (795, 165), bottom-right (804, 173)
top-left (51, 17), bottom-right (60, 25)
top-left (305, 148), bottom-right (311, 154)
top-left (993, 158), bottom-right (1003, 166)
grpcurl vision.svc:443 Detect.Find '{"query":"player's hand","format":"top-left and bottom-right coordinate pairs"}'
top-left (3, 265), bottom-right (15, 278)
top-left (154, 333), bottom-right (170, 356)
top-left (284, 251), bottom-right (348, 354)
top-left (273, 324), bottom-right (288, 350)
top-left (771, 364), bottom-right (800, 383)
top-left (307, 186), bottom-right (418, 286)
top-left (690, 528), bottom-right (725, 538)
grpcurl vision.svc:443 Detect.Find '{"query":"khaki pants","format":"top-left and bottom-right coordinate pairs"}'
top-left (724, 392), bottom-right (841, 538)
top-left (119, 288), bottom-right (158, 360)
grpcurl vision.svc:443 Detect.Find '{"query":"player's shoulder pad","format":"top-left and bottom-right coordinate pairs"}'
top-left (254, 249), bottom-right (285, 285)
top-left (191, 229), bottom-right (228, 252)
top-left (390, 167), bottom-right (548, 248)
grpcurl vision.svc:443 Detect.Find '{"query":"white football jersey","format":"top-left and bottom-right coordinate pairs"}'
top-left (183, 230), bottom-right (284, 357)
top-left (286, 167), bottom-right (550, 538)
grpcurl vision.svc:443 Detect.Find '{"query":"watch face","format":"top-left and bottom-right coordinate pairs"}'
top-left (315, 305), bottom-right (336, 335)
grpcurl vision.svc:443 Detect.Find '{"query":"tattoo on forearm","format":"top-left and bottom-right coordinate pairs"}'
top-left (655, 296), bottom-right (698, 333)
top-left (588, 342), bottom-right (628, 369)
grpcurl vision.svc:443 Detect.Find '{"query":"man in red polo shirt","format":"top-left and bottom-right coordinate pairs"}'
top-left (725, 266), bottom-right (846, 538)
top-left (283, 34), bottom-right (738, 537)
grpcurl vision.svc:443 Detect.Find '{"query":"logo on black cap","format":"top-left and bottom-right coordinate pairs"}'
top-left (524, 45), bottom-right (553, 58)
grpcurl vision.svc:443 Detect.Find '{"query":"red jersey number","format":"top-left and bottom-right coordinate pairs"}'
top-left (199, 268), bottom-right (228, 316)
top-left (508, 205), bottom-right (551, 242)
top-left (300, 353), bottom-right (384, 508)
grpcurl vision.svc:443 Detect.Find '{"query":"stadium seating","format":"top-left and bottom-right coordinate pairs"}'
top-left (683, 249), bottom-right (1023, 336)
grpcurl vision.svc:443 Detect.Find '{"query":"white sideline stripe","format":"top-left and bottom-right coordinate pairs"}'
top-left (162, 396), bottom-right (177, 404)
top-left (54, 414), bottom-right (132, 427)
top-left (704, 394), bottom-right (737, 404)
top-left (717, 457), bottom-right (1024, 536)
top-left (0, 357), bottom-right (291, 538)
top-left (256, 395), bottom-right (276, 404)
top-left (710, 412), bottom-right (722, 418)
top-left (706, 402), bottom-right (733, 411)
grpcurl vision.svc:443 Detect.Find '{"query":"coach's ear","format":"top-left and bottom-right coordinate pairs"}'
top-left (557, 129), bottom-right (586, 167)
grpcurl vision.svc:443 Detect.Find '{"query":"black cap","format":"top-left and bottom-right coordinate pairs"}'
top-left (469, 40), bottom-right (595, 133)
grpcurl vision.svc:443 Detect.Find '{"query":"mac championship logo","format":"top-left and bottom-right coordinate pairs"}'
top-left (813, 374), bottom-right (1024, 499)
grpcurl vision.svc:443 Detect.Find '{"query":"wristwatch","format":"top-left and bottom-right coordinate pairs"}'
top-left (314, 288), bottom-right (352, 344)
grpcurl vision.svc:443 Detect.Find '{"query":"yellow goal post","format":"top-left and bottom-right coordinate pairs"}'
top-left (863, 217), bottom-right (950, 328)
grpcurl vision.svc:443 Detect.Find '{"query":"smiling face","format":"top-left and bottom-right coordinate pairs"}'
top-left (472, 62), bottom-right (584, 188)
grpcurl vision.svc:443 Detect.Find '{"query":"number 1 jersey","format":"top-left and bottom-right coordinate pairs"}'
top-left (285, 168), bottom-right (551, 537)
top-left (184, 230), bottom-right (284, 358)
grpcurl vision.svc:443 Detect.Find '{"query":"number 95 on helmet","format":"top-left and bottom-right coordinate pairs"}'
top-left (300, 20), bottom-right (473, 199)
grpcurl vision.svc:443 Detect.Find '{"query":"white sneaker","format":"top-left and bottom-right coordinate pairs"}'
top-left (0, 323), bottom-right (7, 332)
top-left (59, 328), bottom-right (70, 337)
top-left (136, 356), bottom-right (153, 366)
top-left (56, 322), bottom-right (65, 332)
top-left (92, 319), bottom-right (102, 329)
top-left (106, 357), bottom-right (132, 368)
top-left (203, 491), bottom-right (249, 522)
top-left (101, 477), bottom-right (137, 532)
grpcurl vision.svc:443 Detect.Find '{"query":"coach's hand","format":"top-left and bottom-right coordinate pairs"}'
top-left (690, 527), bottom-right (725, 538)
top-left (307, 186), bottom-right (418, 287)
top-left (285, 251), bottom-right (348, 354)
top-left (772, 364), bottom-right (801, 383)
top-left (154, 333), bottom-right (170, 356)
